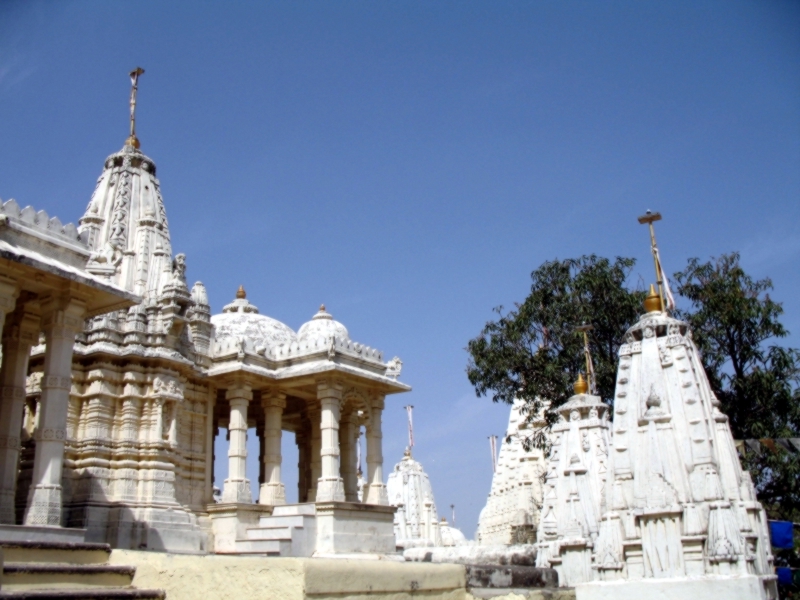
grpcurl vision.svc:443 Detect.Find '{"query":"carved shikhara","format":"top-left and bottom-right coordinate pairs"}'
top-left (529, 309), bottom-right (777, 599)
top-left (16, 140), bottom-right (408, 554)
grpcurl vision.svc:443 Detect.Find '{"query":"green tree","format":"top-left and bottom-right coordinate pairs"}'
top-left (466, 255), bottom-right (645, 447)
top-left (674, 252), bottom-right (800, 522)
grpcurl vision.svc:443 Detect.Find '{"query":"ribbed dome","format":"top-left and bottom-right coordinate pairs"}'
top-left (297, 305), bottom-right (349, 344)
top-left (211, 287), bottom-right (296, 348)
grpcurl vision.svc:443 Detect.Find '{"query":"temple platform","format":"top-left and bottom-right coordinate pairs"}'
top-left (110, 549), bottom-right (466, 600)
top-left (575, 574), bottom-right (777, 600)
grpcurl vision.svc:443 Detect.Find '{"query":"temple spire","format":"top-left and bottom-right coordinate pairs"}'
top-left (126, 67), bottom-right (145, 149)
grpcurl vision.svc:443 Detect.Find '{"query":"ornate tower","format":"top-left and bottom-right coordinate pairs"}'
top-left (581, 287), bottom-right (777, 599)
top-left (477, 399), bottom-right (547, 546)
top-left (535, 375), bottom-right (612, 586)
top-left (37, 70), bottom-right (214, 552)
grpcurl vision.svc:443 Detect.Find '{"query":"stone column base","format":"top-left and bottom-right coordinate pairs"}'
top-left (575, 574), bottom-right (775, 600)
top-left (314, 501), bottom-right (397, 556)
top-left (221, 478), bottom-right (252, 504)
top-left (23, 484), bottom-right (62, 526)
top-left (365, 483), bottom-right (389, 505)
top-left (316, 478), bottom-right (345, 503)
top-left (259, 482), bottom-right (286, 506)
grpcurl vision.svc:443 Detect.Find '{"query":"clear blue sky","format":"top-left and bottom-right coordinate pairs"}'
top-left (1, 1), bottom-right (798, 538)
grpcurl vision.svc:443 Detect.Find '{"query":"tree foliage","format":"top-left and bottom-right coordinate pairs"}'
top-left (674, 253), bottom-right (800, 522)
top-left (466, 255), bottom-right (645, 447)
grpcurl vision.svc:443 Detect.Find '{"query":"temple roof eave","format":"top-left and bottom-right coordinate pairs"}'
top-left (0, 243), bottom-right (140, 317)
top-left (206, 360), bottom-right (411, 394)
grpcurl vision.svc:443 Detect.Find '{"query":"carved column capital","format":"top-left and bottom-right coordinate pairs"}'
top-left (317, 378), bottom-right (344, 399)
top-left (261, 389), bottom-right (286, 410)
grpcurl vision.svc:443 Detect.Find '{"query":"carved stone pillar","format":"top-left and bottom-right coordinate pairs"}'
top-left (259, 391), bottom-right (286, 505)
top-left (113, 371), bottom-right (144, 504)
top-left (0, 277), bottom-right (19, 333)
top-left (205, 387), bottom-right (216, 504)
top-left (152, 398), bottom-right (165, 443)
top-left (24, 297), bottom-right (86, 526)
top-left (340, 409), bottom-right (358, 502)
top-left (316, 380), bottom-right (345, 502)
top-left (307, 404), bottom-right (321, 502)
top-left (365, 394), bottom-right (389, 505)
top-left (167, 401), bottom-right (179, 447)
top-left (222, 382), bottom-right (252, 503)
top-left (0, 302), bottom-right (40, 523)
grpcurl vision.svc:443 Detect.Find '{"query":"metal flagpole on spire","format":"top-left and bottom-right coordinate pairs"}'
top-left (637, 210), bottom-right (675, 312)
top-left (451, 504), bottom-right (456, 527)
top-left (127, 67), bottom-right (145, 149)
top-left (575, 323), bottom-right (597, 395)
top-left (404, 405), bottom-right (414, 453)
top-left (488, 435), bottom-right (498, 473)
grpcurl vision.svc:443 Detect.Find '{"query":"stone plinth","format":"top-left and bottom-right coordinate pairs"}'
top-left (110, 549), bottom-right (467, 600)
top-left (207, 503), bottom-right (273, 554)
top-left (576, 574), bottom-right (774, 600)
top-left (314, 502), bottom-right (397, 556)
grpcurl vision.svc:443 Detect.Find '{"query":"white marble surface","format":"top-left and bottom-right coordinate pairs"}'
top-left (477, 399), bottom-right (547, 546)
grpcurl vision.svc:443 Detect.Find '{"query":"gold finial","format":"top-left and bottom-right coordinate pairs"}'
top-left (236, 285), bottom-right (246, 299)
top-left (403, 447), bottom-right (411, 458)
top-left (644, 284), bottom-right (663, 313)
top-left (575, 323), bottom-right (595, 394)
top-left (574, 373), bottom-right (589, 395)
top-left (126, 67), bottom-right (145, 148)
top-left (319, 304), bottom-right (326, 312)
top-left (637, 210), bottom-right (667, 311)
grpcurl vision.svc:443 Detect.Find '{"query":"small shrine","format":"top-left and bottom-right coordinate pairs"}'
top-left (534, 374), bottom-right (611, 586)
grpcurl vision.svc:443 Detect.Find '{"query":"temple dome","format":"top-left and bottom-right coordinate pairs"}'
top-left (439, 520), bottom-right (468, 547)
top-left (211, 287), bottom-right (297, 348)
top-left (297, 305), bottom-right (349, 344)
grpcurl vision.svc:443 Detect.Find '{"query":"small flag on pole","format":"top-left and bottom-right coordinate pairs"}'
top-left (653, 246), bottom-right (676, 312)
top-left (489, 435), bottom-right (498, 473)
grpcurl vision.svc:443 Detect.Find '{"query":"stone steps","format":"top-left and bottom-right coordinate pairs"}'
top-left (1, 542), bottom-right (110, 565)
top-left (235, 504), bottom-right (317, 557)
top-left (3, 563), bottom-right (135, 590)
top-left (0, 590), bottom-right (165, 600)
top-left (269, 503), bottom-right (316, 517)
top-left (253, 515), bottom-right (306, 529)
top-left (244, 526), bottom-right (293, 541)
top-left (0, 539), bottom-right (165, 600)
top-left (230, 539), bottom-right (287, 555)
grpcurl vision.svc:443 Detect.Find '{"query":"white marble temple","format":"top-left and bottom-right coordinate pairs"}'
top-left (5, 127), bottom-right (409, 555)
top-left (535, 376), bottom-right (611, 586)
top-left (477, 399), bottom-right (547, 546)
top-left (387, 448), bottom-right (467, 549)
top-left (575, 288), bottom-right (777, 599)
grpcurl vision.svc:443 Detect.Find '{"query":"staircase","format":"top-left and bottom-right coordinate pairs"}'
top-left (0, 540), bottom-right (165, 600)
top-left (234, 503), bottom-right (317, 557)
